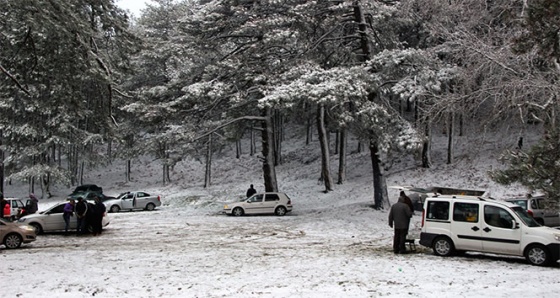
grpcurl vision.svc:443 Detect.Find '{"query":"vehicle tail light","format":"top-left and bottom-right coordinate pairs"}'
top-left (157, 195), bottom-right (161, 202)
top-left (421, 209), bottom-right (425, 227)
top-left (527, 209), bottom-right (533, 217)
top-left (287, 199), bottom-right (291, 205)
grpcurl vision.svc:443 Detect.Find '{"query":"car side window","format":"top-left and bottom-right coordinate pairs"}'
top-left (427, 201), bottom-right (449, 220)
top-left (484, 205), bottom-right (514, 229)
top-left (453, 202), bottom-right (479, 222)
top-left (126, 194), bottom-right (134, 199)
top-left (138, 192), bottom-right (149, 197)
top-left (50, 204), bottom-right (65, 214)
top-left (264, 194), bottom-right (280, 202)
top-left (249, 194), bottom-right (263, 203)
top-left (530, 199), bottom-right (539, 209)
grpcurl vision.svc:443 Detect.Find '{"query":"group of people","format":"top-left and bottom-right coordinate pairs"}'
top-left (63, 196), bottom-right (106, 236)
top-left (0, 192), bottom-right (39, 221)
top-left (388, 191), bottom-right (414, 254)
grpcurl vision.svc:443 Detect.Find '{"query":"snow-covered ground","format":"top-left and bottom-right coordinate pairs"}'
top-left (2, 125), bottom-right (559, 297)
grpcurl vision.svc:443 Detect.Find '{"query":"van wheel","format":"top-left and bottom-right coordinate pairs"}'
top-left (525, 244), bottom-right (550, 266)
top-left (433, 236), bottom-right (455, 257)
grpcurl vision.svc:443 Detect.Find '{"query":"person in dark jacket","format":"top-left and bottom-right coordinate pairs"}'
top-left (388, 194), bottom-right (413, 254)
top-left (400, 191), bottom-right (414, 213)
top-left (27, 193), bottom-right (39, 214)
top-left (246, 184), bottom-right (257, 198)
top-left (92, 196), bottom-right (106, 236)
top-left (75, 197), bottom-right (88, 235)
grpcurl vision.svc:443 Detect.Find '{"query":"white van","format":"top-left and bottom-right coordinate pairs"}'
top-left (419, 195), bottom-right (560, 266)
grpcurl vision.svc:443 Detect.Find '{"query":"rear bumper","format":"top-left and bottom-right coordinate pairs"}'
top-left (419, 232), bottom-right (438, 248)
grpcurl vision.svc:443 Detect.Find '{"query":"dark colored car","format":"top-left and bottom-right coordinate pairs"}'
top-left (70, 184), bottom-right (103, 195)
top-left (69, 191), bottom-right (116, 202)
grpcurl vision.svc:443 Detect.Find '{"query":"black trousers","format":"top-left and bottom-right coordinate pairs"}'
top-left (393, 228), bottom-right (409, 253)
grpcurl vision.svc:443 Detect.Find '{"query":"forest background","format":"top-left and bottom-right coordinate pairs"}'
top-left (1, 0), bottom-right (559, 209)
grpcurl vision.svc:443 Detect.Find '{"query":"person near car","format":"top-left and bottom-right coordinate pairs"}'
top-left (91, 196), bottom-right (106, 236)
top-left (400, 191), bottom-right (414, 214)
top-left (388, 192), bottom-right (413, 254)
top-left (75, 197), bottom-right (88, 234)
top-left (63, 199), bottom-right (75, 233)
top-left (1, 193), bottom-right (10, 221)
top-left (246, 184), bottom-right (257, 198)
top-left (26, 193), bottom-right (39, 215)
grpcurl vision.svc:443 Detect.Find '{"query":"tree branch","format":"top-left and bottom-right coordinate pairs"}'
top-left (0, 63), bottom-right (31, 96)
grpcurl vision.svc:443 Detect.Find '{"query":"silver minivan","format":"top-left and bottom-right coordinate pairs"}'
top-left (419, 195), bottom-right (560, 266)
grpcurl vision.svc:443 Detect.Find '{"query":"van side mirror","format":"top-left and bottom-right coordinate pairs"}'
top-left (511, 219), bottom-right (520, 229)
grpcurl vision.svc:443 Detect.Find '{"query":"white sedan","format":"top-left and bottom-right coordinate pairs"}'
top-left (18, 202), bottom-right (109, 234)
top-left (104, 191), bottom-right (162, 213)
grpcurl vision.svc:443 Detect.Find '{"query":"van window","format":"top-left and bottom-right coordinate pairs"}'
top-left (484, 205), bottom-right (514, 229)
top-left (453, 203), bottom-right (479, 222)
top-left (427, 201), bottom-right (449, 220)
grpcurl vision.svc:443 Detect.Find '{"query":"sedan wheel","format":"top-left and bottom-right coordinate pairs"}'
top-left (525, 244), bottom-right (550, 266)
top-left (433, 237), bottom-right (454, 257)
top-left (30, 223), bottom-right (43, 235)
top-left (4, 233), bottom-right (23, 249)
top-left (232, 207), bottom-right (244, 216)
top-left (275, 206), bottom-right (287, 216)
top-left (145, 203), bottom-right (155, 211)
top-left (110, 205), bottom-right (120, 213)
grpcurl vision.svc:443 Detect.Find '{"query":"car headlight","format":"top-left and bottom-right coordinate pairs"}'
top-left (18, 218), bottom-right (27, 223)
top-left (224, 205), bottom-right (228, 209)
top-left (554, 234), bottom-right (560, 241)
top-left (21, 225), bottom-right (35, 232)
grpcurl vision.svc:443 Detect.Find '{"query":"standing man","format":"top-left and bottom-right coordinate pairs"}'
top-left (388, 191), bottom-right (413, 254)
top-left (92, 196), bottom-right (106, 236)
top-left (246, 184), bottom-right (256, 198)
top-left (75, 197), bottom-right (88, 235)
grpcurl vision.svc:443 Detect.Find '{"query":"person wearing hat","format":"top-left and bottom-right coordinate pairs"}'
top-left (75, 197), bottom-right (88, 234)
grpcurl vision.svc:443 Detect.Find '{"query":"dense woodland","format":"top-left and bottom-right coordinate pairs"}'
top-left (1, 0), bottom-right (559, 207)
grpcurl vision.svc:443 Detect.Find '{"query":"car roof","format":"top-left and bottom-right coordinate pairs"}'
top-left (5, 198), bottom-right (23, 201)
top-left (426, 195), bottom-right (520, 208)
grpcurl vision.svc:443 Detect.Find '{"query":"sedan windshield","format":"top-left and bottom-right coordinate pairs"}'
top-left (511, 206), bottom-right (540, 227)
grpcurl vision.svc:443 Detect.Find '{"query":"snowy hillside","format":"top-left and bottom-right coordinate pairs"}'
top-left (2, 124), bottom-right (558, 298)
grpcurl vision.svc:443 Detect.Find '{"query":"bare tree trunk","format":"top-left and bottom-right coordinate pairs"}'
top-left (447, 112), bottom-right (455, 164)
top-left (370, 141), bottom-right (386, 209)
top-left (422, 121), bottom-right (432, 168)
top-left (274, 111), bottom-right (283, 165)
top-left (205, 134), bottom-right (212, 188)
top-left (337, 128), bottom-right (347, 184)
top-left (126, 160), bottom-right (131, 182)
top-left (250, 126), bottom-right (256, 156)
top-left (261, 107), bottom-right (278, 192)
top-left (236, 139), bottom-right (241, 159)
top-left (317, 104), bottom-right (334, 192)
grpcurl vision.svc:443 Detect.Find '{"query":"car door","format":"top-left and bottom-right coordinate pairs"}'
top-left (44, 204), bottom-right (68, 231)
top-left (450, 202), bottom-right (484, 251)
top-left (262, 193), bottom-right (280, 214)
top-left (481, 204), bottom-right (522, 255)
top-left (135, 192), bottom-right (150, 209)
top-left (121, 193), bottom-right (135, 210)
top-left (244, 194), bottom-right (264, 214)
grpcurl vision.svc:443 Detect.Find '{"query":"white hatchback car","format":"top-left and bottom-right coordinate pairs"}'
top-left (223, 192), bottom-right (293, 216)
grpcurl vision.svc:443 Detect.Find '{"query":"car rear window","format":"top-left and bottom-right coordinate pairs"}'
top-left (426, 201), bottom-right (450, 220)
